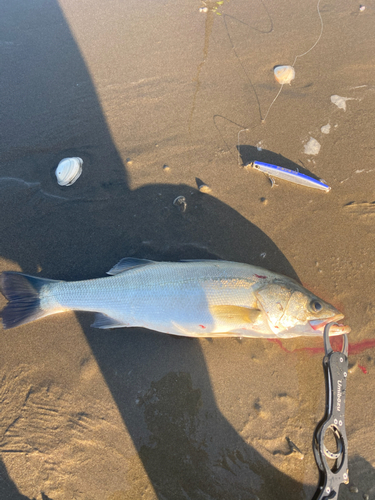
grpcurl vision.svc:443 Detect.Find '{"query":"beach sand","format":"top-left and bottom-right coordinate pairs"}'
top-left (0, 0), bottom-right (375, 498)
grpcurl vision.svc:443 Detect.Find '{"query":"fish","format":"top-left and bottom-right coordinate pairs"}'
top-left (0, 258), bottom-right (350, 338)
top-left (248, 161), bottom-right (331, 192)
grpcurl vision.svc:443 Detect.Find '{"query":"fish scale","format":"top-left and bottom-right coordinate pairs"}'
top-left (0, 259), bottom-right (350, 338)
top-left (48, 264), bottom-right (258, 334)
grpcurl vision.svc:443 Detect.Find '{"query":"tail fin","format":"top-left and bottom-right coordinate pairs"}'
top-left (0, 272), bottom-right (59, 330)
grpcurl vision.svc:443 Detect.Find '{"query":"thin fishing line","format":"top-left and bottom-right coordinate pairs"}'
top-left (213, 115), bottom-right (248, 163)
top-left (211, 3), bottom-right (272, 158)
top-left (262, 84), bottom-right (283, 123)
top-left (223, 15), bottom-right (263, 122)
top-left (222, 1), bottom-right (274, 123)
top-left (262, 0), bottom-right (323, 123)
top-left (237, 120), bottom-right (260, 165)
top-left (292, 0), bottom-right (324, 67)
top-left (237, 129), bottom-right (248, 165)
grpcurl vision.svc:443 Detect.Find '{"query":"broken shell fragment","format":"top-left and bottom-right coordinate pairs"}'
top-left (196, 178), bottom-right (212, 193)
top-left (274, 65), bottom-right (295, 85)
top-left (304, 137), bottom-right (321, 156)
top-left (173, 196), bottom-right (187, 212)
top-left (320, 123), bottom-right (331, 134)
top-left (55, 157), bottom-right (83, 186)
top-left (198, 184), bottom-right (212, 194)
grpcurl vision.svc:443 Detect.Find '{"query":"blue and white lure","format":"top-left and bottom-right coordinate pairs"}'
top-left (248, 161), bottom-right (331, 192)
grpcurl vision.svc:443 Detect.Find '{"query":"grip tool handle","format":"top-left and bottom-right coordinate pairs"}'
top-left (312, 322), bottom-right (349, 499)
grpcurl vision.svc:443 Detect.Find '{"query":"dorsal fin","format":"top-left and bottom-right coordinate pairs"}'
top-left (181, 259), bottom-right (223, 262)
top-left (107, 257), bottom-right (155, 275)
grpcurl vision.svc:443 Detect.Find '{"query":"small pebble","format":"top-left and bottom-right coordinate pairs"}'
top-left (196, 178), bottom-right (212, 193)
top-left (126, 158), bottom-right (133, 166)
top-left (260, 197), bottom-right (268, 205)
top-left (274, 65), bottom-right (295, 85)
top-left (359, 5), bottom-right (366, 12)
top-left (348, 361), bottom-right (358, 374)
top-left (163, 164), bottom-right (170, 172)
top-left (349, 486), bottom-right (359, 493)
top-left (198, 183), bottom-right (212, 194)
top-left (286, 437), bottom-right (304, 460)
top-left (363, 494), bottom-right (369, 500)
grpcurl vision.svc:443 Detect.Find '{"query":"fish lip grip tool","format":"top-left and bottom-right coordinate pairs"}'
top-left (312, 322), bottom-right (349, 500)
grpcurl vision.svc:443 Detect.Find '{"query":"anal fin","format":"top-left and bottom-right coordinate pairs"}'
top-left (91, 313), bottom-right (128, 329)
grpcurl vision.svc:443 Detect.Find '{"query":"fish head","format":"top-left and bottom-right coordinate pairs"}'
top-left (254, 279), bottom-right (350, 338)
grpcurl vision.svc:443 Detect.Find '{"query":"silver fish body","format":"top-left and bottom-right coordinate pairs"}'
top-left (0, 259), bottom-right (350, 338)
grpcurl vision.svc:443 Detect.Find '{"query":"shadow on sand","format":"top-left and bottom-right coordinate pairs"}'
top-left (1, 2), bottom-right (366, 499)
top-left (0, 457), bottom-right (31, 500)
top-left (237, 145), bottom-right (322, 181)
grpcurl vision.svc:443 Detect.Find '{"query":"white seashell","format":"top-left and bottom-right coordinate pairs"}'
top-left (320, 123), bottom-right (331, 134)
top-left (274, 65), bottom-right (295, 85)
top-left (55, 157), bottom-right (83, 186)
top-left (330, 95), bottom-right (354, 111)
top-left (173, 195), bottom-right (187, 212)
top-left (304, 137), bottom-right (321, 155)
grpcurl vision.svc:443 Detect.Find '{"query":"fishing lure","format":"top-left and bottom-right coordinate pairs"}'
top-left (248, 161), bottom-right (331, 192)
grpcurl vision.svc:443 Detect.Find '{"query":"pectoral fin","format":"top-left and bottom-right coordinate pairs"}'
top-left (210, 305), bottom-right (261, 325)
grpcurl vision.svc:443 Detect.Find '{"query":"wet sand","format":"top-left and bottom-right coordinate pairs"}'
top-left (0, 0), bottom-right (375, 499)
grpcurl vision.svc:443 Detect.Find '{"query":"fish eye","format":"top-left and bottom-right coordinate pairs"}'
top-left (310, 300), bottom-right (323, 313)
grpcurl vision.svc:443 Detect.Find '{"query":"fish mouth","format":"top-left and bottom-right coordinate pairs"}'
top-left (309, 314), bottom-right (351, 336)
